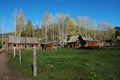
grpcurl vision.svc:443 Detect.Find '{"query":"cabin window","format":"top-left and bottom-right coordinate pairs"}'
top-left (13, 44), bottom-right (16, 47)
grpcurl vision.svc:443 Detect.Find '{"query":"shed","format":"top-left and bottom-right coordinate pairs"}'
top-left (67, 35), bottom-right (80, 48)
top-left (41, 41), bottom-right (57, 50)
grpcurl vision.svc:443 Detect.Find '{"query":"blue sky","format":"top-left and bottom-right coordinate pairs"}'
top-left (0, 0), bottom-right (120, 33)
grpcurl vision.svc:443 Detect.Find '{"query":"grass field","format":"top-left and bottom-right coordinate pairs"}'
top-left (10, 48), bottom-right (120, 80)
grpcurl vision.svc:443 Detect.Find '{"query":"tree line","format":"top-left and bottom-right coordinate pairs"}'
top-left (1, 9), bottom-right (120, 49)
top-left (0, 9), bottom-right (116, 44)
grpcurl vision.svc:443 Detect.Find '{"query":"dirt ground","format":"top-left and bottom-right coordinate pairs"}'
top-left (0, 51), bottom-right (30, 80)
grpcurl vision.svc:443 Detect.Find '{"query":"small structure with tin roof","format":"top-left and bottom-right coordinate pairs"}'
top-left (67, 35), bottom-right (80, 48)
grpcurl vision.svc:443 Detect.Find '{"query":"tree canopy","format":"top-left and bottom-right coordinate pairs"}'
top-left (13, 10), bottom-right (116, 42)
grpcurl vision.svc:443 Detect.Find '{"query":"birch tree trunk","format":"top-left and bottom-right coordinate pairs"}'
top-left (33, 45), bottom-right (37, 76)
top-left (53, 25), bottom-right (55, 42)
top-left (45, 25), bottom-right (47, 43)
top-left (59, 25), bottom-right (62, 48)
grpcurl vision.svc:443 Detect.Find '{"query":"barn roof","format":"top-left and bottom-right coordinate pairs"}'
top-left (68, 35), bottom-right (94, 43)
top-left (8, 36), bottom-right (38, 44)
top-left (68, 35), bottom-right (79, 43)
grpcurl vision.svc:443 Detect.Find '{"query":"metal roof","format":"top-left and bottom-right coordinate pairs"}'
top-left (68, 35), bottom-right (94, 43)
top-left (68, 35), bottom-right (79, 43)
top-left (8, 36), bottom-right (38, 43)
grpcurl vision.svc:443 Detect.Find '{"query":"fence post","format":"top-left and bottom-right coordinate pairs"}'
top-left (13, 46), bottom-right (16, 58)
top-left (19, 47), bottom-right (21, 64)
top-left (33, 45), bottom-right (37, 76)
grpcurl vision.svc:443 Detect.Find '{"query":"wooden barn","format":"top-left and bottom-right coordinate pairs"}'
top-left (78, 36), bottom-right (104, 48)
top-left (41, 41), bottom-right (58, 50)
top-left (8, 36), bottom-right (39, 50)
top-left (67, 35), bottom-right (104, 48)
top-left (67, 35), bottom-right (80, 48)
top-left (41, 42), bottom-right (54, 50)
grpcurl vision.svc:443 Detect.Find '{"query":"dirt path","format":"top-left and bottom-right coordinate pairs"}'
top-left (0, 52), bottom-right (30, 80)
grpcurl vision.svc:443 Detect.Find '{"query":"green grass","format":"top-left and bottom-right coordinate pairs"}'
top-left (10, 48), bottom-right (120, 80)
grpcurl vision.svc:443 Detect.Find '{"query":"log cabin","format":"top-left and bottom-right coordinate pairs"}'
top-left (8, 36), bottom-right (39, 50)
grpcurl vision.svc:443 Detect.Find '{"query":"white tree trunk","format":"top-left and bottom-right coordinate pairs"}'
top-left (53, 25), bottom-right (54, 42)
top-left (59, 25), bottom-right (62, 48)
top-left (33, 45), bottom-right (37, 76)
top-left (45, 25), bottom-right (47, 43)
